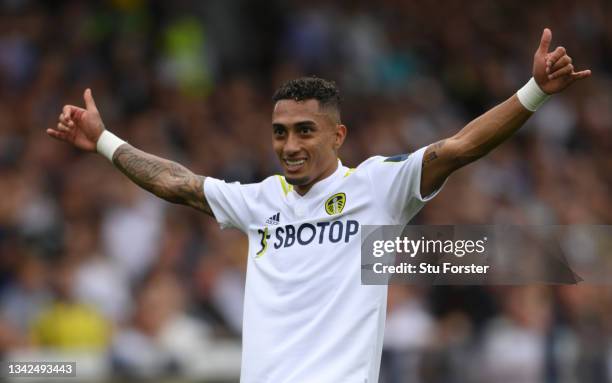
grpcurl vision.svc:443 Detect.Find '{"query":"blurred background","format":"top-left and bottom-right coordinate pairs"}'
top-left (0, 0), bottom-right (610, 382)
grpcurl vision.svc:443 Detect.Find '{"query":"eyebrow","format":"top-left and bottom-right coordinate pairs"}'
top-left (295, 120), bottom-right (316, 127)
top-left (272, 120), bottom-right (317, 128)
top-left (272, 120), bottom-right (317, 129)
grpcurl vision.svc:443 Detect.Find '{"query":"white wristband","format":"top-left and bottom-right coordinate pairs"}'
top-left (96, 130), bottom-right (126, 162)
top-left (516, 77), bottom-right (550, 112)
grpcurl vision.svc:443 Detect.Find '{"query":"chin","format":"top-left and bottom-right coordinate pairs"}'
top-left (285, 175), bottom-right (310, 186)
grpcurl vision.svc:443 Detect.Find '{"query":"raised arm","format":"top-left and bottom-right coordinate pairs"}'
top-left (420, 28), bottom-right (591, 197)
top-left (112, 145), bottom-right (211, 214)
top-left (47, 89), bottom-right (213, 215)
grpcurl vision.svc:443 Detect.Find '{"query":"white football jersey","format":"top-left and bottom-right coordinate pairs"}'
top-left (204, 147), bottom-right (440, 383)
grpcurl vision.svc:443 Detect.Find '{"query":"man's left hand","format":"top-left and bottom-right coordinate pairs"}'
top-left (533, 28), bottom-right (591, 94)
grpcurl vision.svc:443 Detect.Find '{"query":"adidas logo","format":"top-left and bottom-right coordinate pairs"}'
top-left (265, 212), bottom-right (280, 225)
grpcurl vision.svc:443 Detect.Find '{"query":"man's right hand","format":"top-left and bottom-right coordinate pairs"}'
top-left (47, 88), bottom-right (105, 152)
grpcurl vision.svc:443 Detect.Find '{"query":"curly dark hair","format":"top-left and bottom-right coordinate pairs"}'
top-left (272, 77), bottom-right (341, 122)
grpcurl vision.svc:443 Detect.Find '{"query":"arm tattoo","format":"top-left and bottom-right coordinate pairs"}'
top-left (422, 140), bottom-right (445, 167)
top-left (113, 145), bottom-right (213, 215)
top-left (423, 151), bottom-right (438, 166)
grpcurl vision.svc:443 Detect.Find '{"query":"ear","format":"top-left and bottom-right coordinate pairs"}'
top-left (333, 124), bottom-right (347, 151)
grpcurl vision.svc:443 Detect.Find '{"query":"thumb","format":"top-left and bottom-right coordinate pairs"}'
top-left (538, 28), bottom-right (552, 55)
top-left (83, 88), bottom-right (98, 112)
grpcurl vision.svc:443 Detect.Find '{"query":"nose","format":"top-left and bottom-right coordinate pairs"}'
top-left (283, 132), bottom-right (300, 157)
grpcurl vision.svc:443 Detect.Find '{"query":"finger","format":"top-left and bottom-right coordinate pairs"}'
top-left (83, 88), bottom-right (98, 112)
top-left (46, 128), bottom-right (69, 141)
top-left (538, 28), bottom-right (552, 54)
top-left (549, 55), bottom-right (572, 73)
top-left (571, 69), bottom-right (592, 80)
top-left (546, 46), bottom-right (566, 68)
top-left (62, 105), bottom-right (73, 120)
top-left (58, 113), bottom-right (75, 126)
top-left (549, 64), bottom-right (573, 79)
top-left (72, 108), bottom-right (84, 121)
top-left (56, 122), bottom-right (72, 133)
top-left (63, 105), bottom-right (85, 121)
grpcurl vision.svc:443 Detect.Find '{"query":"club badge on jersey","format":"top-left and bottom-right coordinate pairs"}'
top-left (325, 193), bottom-right (346, 215)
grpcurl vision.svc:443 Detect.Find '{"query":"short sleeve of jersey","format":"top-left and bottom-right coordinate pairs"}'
top-left (204, 177), bottom-right (258, 232)
top-left (363, 146), bottom-right (444, 224)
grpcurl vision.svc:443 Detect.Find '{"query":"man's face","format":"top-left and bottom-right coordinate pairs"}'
top-left (272, 99), bottom-right (346, 192)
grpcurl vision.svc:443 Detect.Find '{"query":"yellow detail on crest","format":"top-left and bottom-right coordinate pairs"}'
top-left (325, 193), bottom-right (346, 215)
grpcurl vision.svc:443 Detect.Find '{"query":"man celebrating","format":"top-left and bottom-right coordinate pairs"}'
top-left (49, 29), bottom-right (589, 382)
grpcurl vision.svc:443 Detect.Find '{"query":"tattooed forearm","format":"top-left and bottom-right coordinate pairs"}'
top-left (451, 95), bottom-right (532, 166)
top-left (113, 145), bottom-right (212, 215)
top-left (420, 95), bottom-right (533, 197)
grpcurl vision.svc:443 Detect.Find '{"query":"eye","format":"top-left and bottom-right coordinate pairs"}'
top-left (299, 126), bottom-right (312, 135)
top-left (273, 126), bottom-right (286, 137)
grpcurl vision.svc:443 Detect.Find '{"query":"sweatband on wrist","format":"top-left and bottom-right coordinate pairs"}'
top-left (96, 130), bottom-right (125, 162)
top-left (516, 77), bottom-right (550, 112)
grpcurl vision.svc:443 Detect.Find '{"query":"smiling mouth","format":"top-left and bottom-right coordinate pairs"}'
top-left (284, 158), bottom-right (306, 172)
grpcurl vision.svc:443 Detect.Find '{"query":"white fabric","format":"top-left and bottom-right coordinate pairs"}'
top-left (75, 255), bottom-right (131, 322)
top-left (102, 196), bottom-right (165, 280)
top-left (204, 147), bottom-right (441, 383)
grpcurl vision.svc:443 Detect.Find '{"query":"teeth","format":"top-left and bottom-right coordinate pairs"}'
top-left (286, 159), bottom-right (305, 166)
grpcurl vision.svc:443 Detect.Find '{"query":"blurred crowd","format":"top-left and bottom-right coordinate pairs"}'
top-left (0, 0), bottom-right (610, 381)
